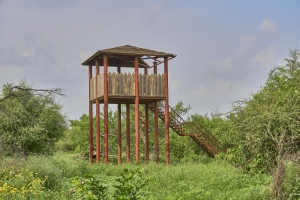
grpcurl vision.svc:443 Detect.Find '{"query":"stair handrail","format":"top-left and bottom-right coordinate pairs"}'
top-left (192, 122), bottom-right (224, 151)
top-left (158, 101), bottom-right (224, 153)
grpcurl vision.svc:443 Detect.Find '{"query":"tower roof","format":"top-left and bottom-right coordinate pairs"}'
top-left (81, 45), bottom-right (176, 67)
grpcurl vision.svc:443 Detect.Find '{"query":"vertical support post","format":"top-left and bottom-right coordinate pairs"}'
top-left (154, 102), bottom-right (159, 163)
top-left (145, 104), bottom-right (149, 162)
top-left (117, 66), bottom-right (122, 164)
top-left (95, 60), bottom-right (100, 163)
top-left (117, 104), bottom-right (122, 164)
top-left (153, 61), bottom-right (159, 163)
top-left (164, 57), bottom-right (170, 165)
top-left (144, 66), bottom-right (149, 163)
top-left (134, 57), bottom-right (140, 164)
top-left (126, 103), bottom-right (130, 163)
top-left (153, 58), bottom-right (157, 74)
top-left (103, 55), bottom-right (109, 164)
top-left (88, 65), bottom-right (93, 164)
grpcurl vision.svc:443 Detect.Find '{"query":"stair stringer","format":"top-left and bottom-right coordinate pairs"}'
top-left (147, 102), bottom-right (224, 158)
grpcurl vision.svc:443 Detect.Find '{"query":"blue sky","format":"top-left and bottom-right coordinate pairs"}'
top-left (0, 0), bottom-right (299, 119)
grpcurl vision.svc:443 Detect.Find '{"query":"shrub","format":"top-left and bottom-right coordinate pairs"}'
top-left (0, 166), bottom-right (46, 199)
top-left (274, 161), bottom-right (300, 200)
top-left (69, 168), bottom-right (151, 200)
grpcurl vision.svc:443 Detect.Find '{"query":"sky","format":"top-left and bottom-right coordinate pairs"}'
top-left (0, 0), bottom-right (299, 120)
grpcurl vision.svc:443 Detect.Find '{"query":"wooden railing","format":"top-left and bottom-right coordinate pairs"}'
top-left (148, 101), bottom-right (225, 157)
top-left (90, 73), bottom-right (165, 101)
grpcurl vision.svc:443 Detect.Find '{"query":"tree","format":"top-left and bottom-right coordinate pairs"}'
top-left (61, 101), bottom-right (200, 163)
top-left (0, 81), bottom-right (67, 157)
top-left (228, 49), bottom-right (300, 173)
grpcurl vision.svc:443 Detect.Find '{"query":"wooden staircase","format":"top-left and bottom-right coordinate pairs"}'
top-left (148, 101), bottom-right (225, 158)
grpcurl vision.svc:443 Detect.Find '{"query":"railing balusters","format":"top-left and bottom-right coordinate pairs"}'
top-left (156, 101), bottom-right (224, 155)
top-left (146, 101), bottom-right (224, 156)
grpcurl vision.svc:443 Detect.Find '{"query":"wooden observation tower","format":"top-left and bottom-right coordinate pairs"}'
top-left (82, 45), bottom-right (224, 165)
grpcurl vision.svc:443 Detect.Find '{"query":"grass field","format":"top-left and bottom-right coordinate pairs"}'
top-left (0, 153), bottom-right (271, 199)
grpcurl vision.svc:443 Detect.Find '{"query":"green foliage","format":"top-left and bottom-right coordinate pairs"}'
top-left (69, 174), bottom-right (109, 200)
top-left (170, 133), bottom-right (209, 163)
top-left (0, 81), bottom-right (67, 157)
top-left (188, 112), bottom-right (233, 148)
top-left (227, 49), bottom-right (300, 173)
top-left (171, 100), bottom-right (191, 117)
top-left (275, 161), bottom-right (300, 200)
top-left (58, 109), bottom-right (119, 154)
top-left (56, 114), bottom-right (90, 152)
top-left (113, 168), bottom-right (150, 200)
top-left (0, 153), bottom-right (271, 199)
top-left (69, 168), bottom-right (150, 200)
top-left (0, 165), bottom-right (46, 199)
top-left (146, 161), bottom-right (270, 199)
top-left (169, 101), bottom-right (216, 162)
top-left (59, 100), bottom-right (207, 164)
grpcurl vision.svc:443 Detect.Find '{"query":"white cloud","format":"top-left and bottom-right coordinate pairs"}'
top-left (1, 0), bottom-right (298, 119)
top-left (251, 46), bottom-right (277, 68)
top-left (259, 19), bottom-right (276, 32)
top-left (21, 49), bottom-right (35, 57)
top-left (182, 79), bottom-right (254, 114)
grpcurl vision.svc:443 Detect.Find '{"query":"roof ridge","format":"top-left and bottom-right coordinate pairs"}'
top-left (82, 45), bottom-right (176, 66)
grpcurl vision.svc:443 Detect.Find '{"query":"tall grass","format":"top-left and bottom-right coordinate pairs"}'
top-left (144, 161), bottom-right (270, 199)
top-left (0, 153), bottom-right (271, 199)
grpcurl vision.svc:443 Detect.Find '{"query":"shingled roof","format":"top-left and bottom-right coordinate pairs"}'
top-left (82, 45), bottom-right (176, 67)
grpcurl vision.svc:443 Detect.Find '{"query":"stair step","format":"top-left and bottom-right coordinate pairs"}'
top-left (147, 101), bottom-right (224, 158)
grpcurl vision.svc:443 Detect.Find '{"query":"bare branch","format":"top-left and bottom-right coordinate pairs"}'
top-left (0, 86), bottom-right (66, 103)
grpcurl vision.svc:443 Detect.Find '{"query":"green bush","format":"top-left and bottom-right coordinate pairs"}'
top-left (69, 174), bottom-right (110, 200)
top-left (0, 166), bottom-right (46, 199)
top-left (279, 161), bottom-right (300, 200)
top-left (0, 153), bottom-right (272, 199)
top-left (69, 168), bottom-right (151, 200)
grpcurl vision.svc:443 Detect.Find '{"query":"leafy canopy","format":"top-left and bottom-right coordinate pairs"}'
top-left (229, 49), bottom-right (300, 173)
top-left (0, 81), bottom-right (67, 156)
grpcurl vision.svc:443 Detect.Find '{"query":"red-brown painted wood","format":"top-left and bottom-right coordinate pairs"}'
top-left (117, 104), bottom-right (122, 164)
top-left (117, 66), bottom-right (122, 164)
top-left (144, 67), bottom-right (149, 163)
top-left (145, 104), bottom-right (149, 162)
top-left (103, 55), bottom-right (109, 164)
top-left (134, 57), bottom-right (140, 164)
top-left (95, 60), bottom-right (100, 163)
top-left (126, 103), bottom-right (130, 163)
top-left (164, 57), bottom-right (170, 165)
top-left (154, 101), bottom-right (159, 163)
top-left (154, 58), bottom-right (157, 74)
top-left (153, 61), bottom-right (159, 164)
top-left (88, 65), bottom-right (93, 164)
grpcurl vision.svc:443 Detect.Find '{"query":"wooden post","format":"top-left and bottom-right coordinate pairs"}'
top-left (154, 58), bottom-right (157, 74)
top-left (126, 103), bottom-right (130, 163)
top-left (134, 57), bottom-right (140, 164)
top-left (145, 104), bottom-right (149, 162)
top-left (154, 101), bottom-right (159, 163)
top-left (95, 60), bottom-right (100, 163)
top-left (103, 55), bottom-right (109, 164)
top-left (153, 61), bottom-right (159, 163)
top-left (144, 67), bottom-right (149, 163)
top-left (88, 65), bottom-right (93, 164)
top-left (117, 66), bottom-right (122, 164)
top-left (164, 57), bottom-right (170, 165)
